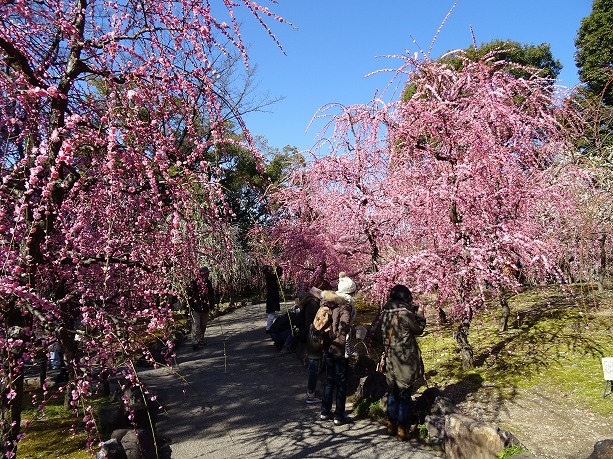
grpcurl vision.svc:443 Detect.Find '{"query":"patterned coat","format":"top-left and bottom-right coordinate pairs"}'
top-left (379, 299), bottom-right (426, 391)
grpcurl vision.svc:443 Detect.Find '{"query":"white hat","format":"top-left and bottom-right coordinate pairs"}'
top-left (336, 272), bottom-right (356, 295)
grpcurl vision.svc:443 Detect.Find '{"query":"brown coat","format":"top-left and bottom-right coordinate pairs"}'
top-left (320, 290), bottom-right (352, 358)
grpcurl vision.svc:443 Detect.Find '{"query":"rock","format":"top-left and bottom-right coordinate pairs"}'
top-left (424, 414), bottom-right (445, 441)
top-left (587, 439), bottom-right (613, 459)
top-left (96, 438), bottom-right (127, 459)
top-left (431, 394), bottom-right (458, 416)
top-left (117, 429), bottom-right (157, 459)
top-left (352, 354), bottom-right (377, 378)
top-left (352, 372), bottom-right (387, 402)
top-left (96, 405), bottom-right (126, 438)
top-left (443, 413), bottom-right (521, 459)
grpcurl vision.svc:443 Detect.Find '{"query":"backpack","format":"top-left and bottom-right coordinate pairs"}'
top-left (309, 305), bottom-right (333, 346)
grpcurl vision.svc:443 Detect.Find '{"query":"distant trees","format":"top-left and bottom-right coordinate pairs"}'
top-left (567, 0), bottom-right (613, 291)
top-left (575, 0), bottom-right (613, 105)
top-left (441, 39), bottom-right (562, 81)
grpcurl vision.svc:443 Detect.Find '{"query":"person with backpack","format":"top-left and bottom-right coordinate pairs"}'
top-left (300, 280), bottom-right (333, 404)
top-left (318, 289), bottom-right (354, 426)
top-left (379, 284), bottom-right (426, 441)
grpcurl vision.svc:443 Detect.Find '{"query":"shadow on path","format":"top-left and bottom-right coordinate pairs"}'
top-left (139, 304), bottom-right (442, 459)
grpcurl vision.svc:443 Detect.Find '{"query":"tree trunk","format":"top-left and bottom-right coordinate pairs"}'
top-left (499, 292), bottom-right (510, 332)
top-left (597, 232), bottom-right (606, 293)
top-left (0, 369), bottom-right (24, 458)
top-left (437, 306), bottom-right (447, 325)
top-left (1, 308), bottom-right (30, 457)
top-left (58, 329), bottom-right (78, 410)
top-left (453, 316), bottom-right (474, 370)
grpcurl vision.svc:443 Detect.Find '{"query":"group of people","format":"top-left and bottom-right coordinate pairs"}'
top-left (264, 269), bottom-right (427, 440)
top-left (188, 264), bottom-right (427, 441)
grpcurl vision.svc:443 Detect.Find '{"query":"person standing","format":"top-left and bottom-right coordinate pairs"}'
top-left (264, 265), bottom-right (282, 332)
top-left (335, 272), bottom-right (357, 358)
top-left (379, 284), bottom-right (426, 441)
top-left (299, 280), bottom-right (332, 404)
top-left (319, 290), bottom-right (353, 426)
top-left (188, 266), bottom-right (215, 350)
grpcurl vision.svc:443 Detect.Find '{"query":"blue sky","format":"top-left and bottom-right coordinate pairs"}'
top-left (234, 1), bottom-right (593, 153)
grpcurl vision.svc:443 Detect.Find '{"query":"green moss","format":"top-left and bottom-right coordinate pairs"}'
top-left (353, 397), bottom-right (385, 420)
top-left (497, 444), bottom-right (528, 459)
top-left (18, 403), bottom-right (91, 459)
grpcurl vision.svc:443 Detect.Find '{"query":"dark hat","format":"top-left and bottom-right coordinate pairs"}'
top-left (199, 266), bottom-right (210, 274)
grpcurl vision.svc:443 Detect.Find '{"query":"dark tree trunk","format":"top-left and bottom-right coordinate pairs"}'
top-left (499, 292), bottom-right (510, 332)
top-left (597, 232), bottom-right (606, 293)
top-left (1, 307), bottom-right (30, 457)
top-left (453, 316), bottom-right (474, 370)
top-left (437, 306), bottom-right (447, 325)
top-left (58, 328), bottom-right (79, 410)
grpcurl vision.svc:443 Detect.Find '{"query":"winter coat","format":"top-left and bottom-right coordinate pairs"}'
top-left (269, 311), bottom-right (297, 334)
top-left (298, 294), bottom-right (320, 342)
top-left (187, 278), bottom-right (214, 313)
top-left (264, 270), bottom-right (281, 313)
top-left (379, 299), bottom-right (426, 391)
top-left (321, 290), bottom-right (353, 358)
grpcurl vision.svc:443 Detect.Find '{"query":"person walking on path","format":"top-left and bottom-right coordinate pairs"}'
top-left (379, 284), bottom-right (426, 441)
top-left (319, 290), bottom-right (353, 425)
top-left (264, 265), bottom-right (282, 332)
top-left (188, 266), bottom-right (215, 350)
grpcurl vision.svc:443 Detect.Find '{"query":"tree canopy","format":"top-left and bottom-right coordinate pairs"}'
top-left (0, 0), bottom-right (285, 455)
top-left (271, 52), bottom-right (586, 369)
top-left (575, 0), bottom-right (613, 105)
top-left (440, 39), bottom-right (562, 81)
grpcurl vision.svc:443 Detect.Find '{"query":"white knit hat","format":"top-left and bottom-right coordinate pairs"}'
top-left (336, 272), bottom-right (356, 295)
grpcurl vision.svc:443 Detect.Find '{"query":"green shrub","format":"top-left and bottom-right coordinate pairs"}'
top-left (497, 444), bottom-right (528, 459)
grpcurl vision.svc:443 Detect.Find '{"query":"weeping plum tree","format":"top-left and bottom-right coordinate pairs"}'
top-left (268, 102), bottom-right (393, 286)
top-left (272, 52), bottom-right (585, 369)
top-left (0, 0), bottom-right (284, 455)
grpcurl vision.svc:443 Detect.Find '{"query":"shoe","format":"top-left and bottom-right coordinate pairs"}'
top-left (334, 416), bottom-right (352, 426)
top-left (320, 412), bottom-right (333, 421)
top-left (305, 392), bottom-right (321, 404)
top-left (397, 425), bottom-right (407, 441)
top-left (386, 420), bottom-right (397, 436)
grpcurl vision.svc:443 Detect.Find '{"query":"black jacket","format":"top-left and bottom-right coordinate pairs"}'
top-left (187, 278), bottom-right (214, 313)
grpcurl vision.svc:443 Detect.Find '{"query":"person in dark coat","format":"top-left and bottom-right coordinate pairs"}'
top-left (264, 265), bottom-right (282, 332)
top-left (379, 284), bottom-right (426, 441)
top-left (298, 280), bottom-right (333, 404)
top-left (268, 311), bottom-right (298, 352)
top-left (188, 266), bottom-right (216, 350)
